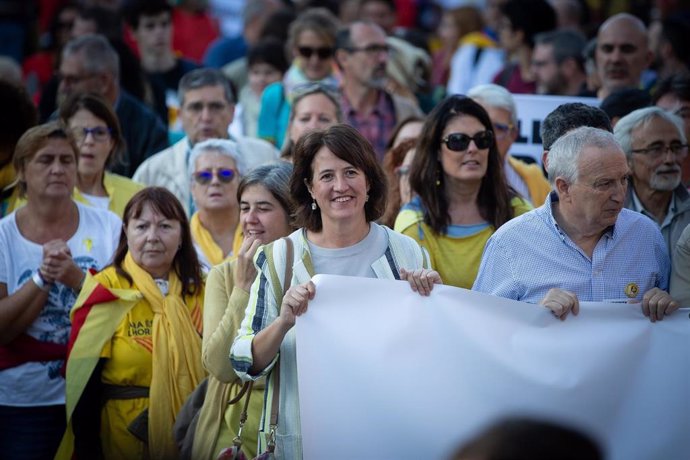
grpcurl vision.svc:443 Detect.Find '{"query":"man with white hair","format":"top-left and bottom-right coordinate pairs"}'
top-left (468, 83), bottom-right (551, 206)
top-left (473, 126), bottom-right (676, 322)
top-left (614, 107), bottom-right (690, 257)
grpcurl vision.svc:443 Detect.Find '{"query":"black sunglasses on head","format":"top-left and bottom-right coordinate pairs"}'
top-left (297, 46), bottom-right (334, 60)
top-left (442, 131), bottom-right (494, 152)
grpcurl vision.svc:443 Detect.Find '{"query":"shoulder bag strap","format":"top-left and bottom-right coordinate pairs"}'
top-left (266, 236), bottom-right (294, 453)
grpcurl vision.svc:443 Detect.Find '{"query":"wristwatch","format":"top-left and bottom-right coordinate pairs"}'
top-left (32, 270), bottom-right (53, 292)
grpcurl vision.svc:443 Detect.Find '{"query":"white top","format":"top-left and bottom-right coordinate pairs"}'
top-left (80, 191), bottom-right (111, 210)
top-left (447, 44), bottom-right (505, 96)
top-left (0, 202), bottom-right (121, 406)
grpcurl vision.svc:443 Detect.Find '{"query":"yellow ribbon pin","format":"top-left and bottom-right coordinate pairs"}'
top-left (624, 282), bottom-right (639, 298)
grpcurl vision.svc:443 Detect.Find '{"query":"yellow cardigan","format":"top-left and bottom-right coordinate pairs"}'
top-left (508, 156), bottom-right (551, 207)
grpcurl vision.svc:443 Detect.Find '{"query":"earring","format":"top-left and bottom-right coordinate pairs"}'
top-left (311, 200), bottom-right (317, 211)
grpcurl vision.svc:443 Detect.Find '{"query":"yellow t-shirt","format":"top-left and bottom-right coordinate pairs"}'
top-left (94, 268), bottom-right (203, 460)
top-left (395, 197), bottom-right (532, 289)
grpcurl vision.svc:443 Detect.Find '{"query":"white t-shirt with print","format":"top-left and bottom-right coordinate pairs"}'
top-left (0, 202), bottom-right (121, 407)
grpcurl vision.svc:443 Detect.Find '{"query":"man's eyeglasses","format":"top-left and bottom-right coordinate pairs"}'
top-left (442, 131), bottom-right (494, 152)
top-left (183, 101), bottom-right (229, 114)
top-left (630, 142), bottom-right (688, 159)
top-left (192, 168), bottom-right (237, 185)
top-left (346, 44), bottom-right (391, 55)
top-left (297, 46), bottom-right (334, 60)
top-left (72, 126), bottom-right (112, 143)
top-left (492, 122), bottom-right (514, 140)
top-left (56, 72), bottom-right (98, 86)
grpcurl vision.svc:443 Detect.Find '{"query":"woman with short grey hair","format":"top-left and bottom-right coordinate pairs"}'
top-left (189, 139), bottom-right (247, 271)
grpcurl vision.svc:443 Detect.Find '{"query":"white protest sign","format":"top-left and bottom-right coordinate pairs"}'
top-left (296, 275), bottom-right (689, 460)
top-left (508, 94), bottom-right (600, 164)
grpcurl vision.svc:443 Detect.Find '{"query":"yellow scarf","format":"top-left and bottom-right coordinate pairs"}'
top-left (190, 212), bottom-right (227, 266)
top-left (123, 252), bottom-right (205, 459)
top-left (0, 163), bottom-right (15, 190)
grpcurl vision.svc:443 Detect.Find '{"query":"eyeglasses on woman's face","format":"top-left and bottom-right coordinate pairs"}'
top-left (71, 126), bottom-right (112, 143)
top-left (192, 168), bottom-right (237, 185)
top-left (442, 131), bottom-right (494, 152)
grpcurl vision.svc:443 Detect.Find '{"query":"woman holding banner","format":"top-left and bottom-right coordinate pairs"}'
top-left (230, 124), bottom-right (441, 459)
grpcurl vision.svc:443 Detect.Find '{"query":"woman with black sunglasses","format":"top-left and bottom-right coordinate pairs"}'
top-left (394, 95), bottom-right (532, 289)
top-left (189, 139), bottom-right (247, 272)
top-left (257, 8), bottom-right (340, 149)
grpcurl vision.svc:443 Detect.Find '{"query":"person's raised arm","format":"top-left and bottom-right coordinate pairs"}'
top-left (248, 281), bottom-right (315, 375)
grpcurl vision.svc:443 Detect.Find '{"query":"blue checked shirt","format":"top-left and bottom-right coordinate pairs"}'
top-left (472, 193), bottom-right (670, 303)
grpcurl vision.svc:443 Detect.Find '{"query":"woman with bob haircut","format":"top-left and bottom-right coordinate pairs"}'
top-left (0, 122), bottom-right (120, 459)
top-left (230, 124), bottom-right (441, 459)
top-left (395, 95), bottom-right (531, 289)
top-left (58, 187), bottom-right (205, 460)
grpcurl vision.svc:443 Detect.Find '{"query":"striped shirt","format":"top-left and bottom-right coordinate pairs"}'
top-left (473, 193), bottom-right (670, 303)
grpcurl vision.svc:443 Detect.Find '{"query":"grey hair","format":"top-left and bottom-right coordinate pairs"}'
top-left (467, 83), bottom-right (518, 126)
top-left (178, 68), bottom-right (235, 106)
top-left (547, 126), bottom-right (621, 185)
top-left (290, 83), bottom-right (343, 123)
top-left (189, 138), bottom-right (247, 179)
top-left (237, 161), bottom-right (295, 221)
top-left (613, 106), bottom-right (686, 159)
top-left (62, 34), bottom-right (119, 80)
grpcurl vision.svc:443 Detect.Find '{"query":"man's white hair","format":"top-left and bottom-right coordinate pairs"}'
top-left (547, 126), bottom-right (622, 185)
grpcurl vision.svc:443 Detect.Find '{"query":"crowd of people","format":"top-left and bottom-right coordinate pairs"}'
top-left (0, 0), bottom-right (688, 459)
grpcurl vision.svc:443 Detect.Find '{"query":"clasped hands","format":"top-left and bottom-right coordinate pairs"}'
top-left (40, 239), bottom-right (84, 290)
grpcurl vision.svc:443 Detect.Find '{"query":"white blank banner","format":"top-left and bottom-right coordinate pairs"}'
top-left (295, 275), bottom-right (690, 460)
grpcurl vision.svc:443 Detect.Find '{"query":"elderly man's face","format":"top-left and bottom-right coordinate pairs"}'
top-left (180, 85), bottom-right (234, 145)
top-left (57, 53), bottom-right (106, 105)
top-left (595, 18), bottom-right (651, 94)
top-left (562, 146), bottom-right (629, 234)
top-left (481, 104), bottom-right (516, 160)
top-left (629, 116), bottom-right (686, 192)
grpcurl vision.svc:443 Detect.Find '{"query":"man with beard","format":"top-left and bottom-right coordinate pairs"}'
top-left (614, 107), bottom-right (690, 258)
top-left (594, 13), bottom-right (653, 100)
top-left (335, 21), bottom-right (422, 162)
top-left (473, 127), bottom-right (676, 323)
top-left (531, 29), bottom-right (588, 96)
